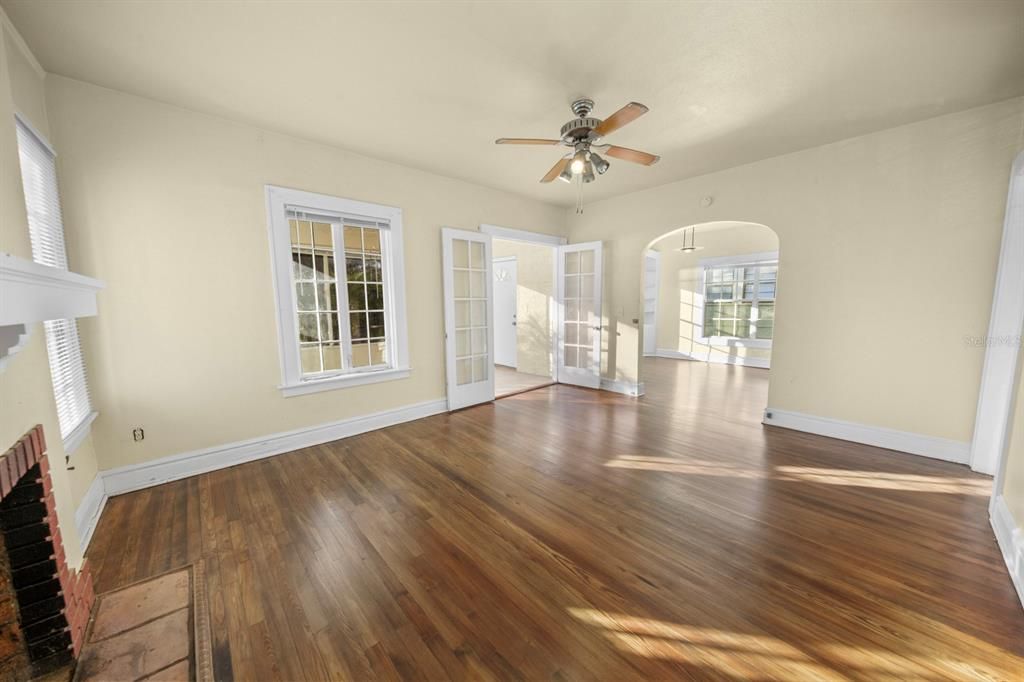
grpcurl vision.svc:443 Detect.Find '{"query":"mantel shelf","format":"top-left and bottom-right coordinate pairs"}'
top-left (0, 253), bottom-right (105, 371)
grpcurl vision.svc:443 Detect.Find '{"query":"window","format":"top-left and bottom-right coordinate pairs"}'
top-left (15, 115), bottom-right (96, 452)
top-left (266, 186), bottom-right (409, 396)
top-left (700, 254), bottom-right (778, 344)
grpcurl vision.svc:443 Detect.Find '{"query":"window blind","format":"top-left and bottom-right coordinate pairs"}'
top-left (16, 118), bottom-right (68, 269)
top-left (42, 319), bottom-right (92, 440)
top-left (15, 117), bottom-right (94, 442)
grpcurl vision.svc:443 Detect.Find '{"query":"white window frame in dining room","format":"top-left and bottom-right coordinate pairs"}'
top-left (695, 251), bottom-right (779, 349)
top-left (265, 185), bottom-right (410, 397)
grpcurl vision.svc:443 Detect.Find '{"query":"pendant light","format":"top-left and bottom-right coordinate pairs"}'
top-left (679, 227), bottom-right (703, 253)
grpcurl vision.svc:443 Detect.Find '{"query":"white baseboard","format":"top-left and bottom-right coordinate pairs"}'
top-left (655, 347), bottom-right (770, 369)
top-left (991, 495), bottom-right (1024, 610)
top-left (74, 472), bottom-right (107, 552)
top-left (101, 398), bottom-right (448, 497)
top-left (763, 407), bottom-right (971, 464)
top-left (600, 378), bottom-right (645, 397)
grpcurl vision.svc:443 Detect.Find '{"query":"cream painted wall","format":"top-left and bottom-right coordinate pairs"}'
top-left (492, 238), bottom-right (554, 378)
top-left (0, 17), bottom-right (96, 567)
top-left (44, 76), bottom-right (567, 471)
top-left (651, 223), bottom-right (778, 365)
top-left (568, 97), bottom-right (1024, 445)
top-left (1001, 346), bottom-right (1024, 524)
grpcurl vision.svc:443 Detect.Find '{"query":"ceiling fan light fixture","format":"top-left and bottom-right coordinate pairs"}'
top-left (582, 162), bottom-right (596, 183)
top-left (570, 149), bottom-right (587, 175)
top-left (497, 98), bottom-right (658, 186)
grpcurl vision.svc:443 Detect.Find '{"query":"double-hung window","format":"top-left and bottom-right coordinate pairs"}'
top-left (266, 186), bottom-right (409, 396)
top-left (700, 253), bottom-right (778, 345)
top-left (14, 115), bottom-right (96, 452)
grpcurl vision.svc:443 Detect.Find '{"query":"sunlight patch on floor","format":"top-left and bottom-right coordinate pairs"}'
top-left (567, 607), bottom-right (1004, 681)
top-left (773, 466), bottom-right (991, 495)
top-left (603, 456), bottom-right (989, 494)
top-left (568, 608), bottom-right (844, 680)
top-left (604, 455), bottom-right (765, 478)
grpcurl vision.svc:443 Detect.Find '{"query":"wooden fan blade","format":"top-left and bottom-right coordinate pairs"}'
top-left (593, 102), bottom-right (649, 138)
top-left (603, 145), bottom-right (660, 166)
top-left (496, 138), bottom-right (562, 145)
top-left (541, 157), bottom-right (570, 183)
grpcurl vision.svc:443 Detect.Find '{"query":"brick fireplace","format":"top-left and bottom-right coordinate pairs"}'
top-left (0, 425), bottom-right (94, 680)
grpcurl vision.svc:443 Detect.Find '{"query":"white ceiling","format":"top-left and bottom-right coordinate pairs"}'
top-left (4, 1), bottom-right (1023, 207)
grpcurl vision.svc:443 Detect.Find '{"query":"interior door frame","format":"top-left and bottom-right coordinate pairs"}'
top-left (442, 227), bottom-right (495, 410)
top-left (556, 241), bottom-right (604, 389)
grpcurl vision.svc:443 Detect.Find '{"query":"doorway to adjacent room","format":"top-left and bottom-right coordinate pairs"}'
top-left (491, 237), bottom-right (557, 397)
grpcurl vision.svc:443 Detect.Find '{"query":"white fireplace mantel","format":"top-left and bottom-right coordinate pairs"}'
top-left (0, 252), bottom-right (105, 370)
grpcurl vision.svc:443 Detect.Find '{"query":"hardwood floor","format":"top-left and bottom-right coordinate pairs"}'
top-left (85, 358), bottom-right (1024, 680)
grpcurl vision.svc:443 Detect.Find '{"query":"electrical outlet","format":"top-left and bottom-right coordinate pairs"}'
top-left (132, 427), bottom-right (145, 442)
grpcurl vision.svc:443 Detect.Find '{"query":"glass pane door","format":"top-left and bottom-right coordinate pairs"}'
top-left (442, 228), bottom-right (495, 409)
top-left (557, 242), bottom-right (603, 388)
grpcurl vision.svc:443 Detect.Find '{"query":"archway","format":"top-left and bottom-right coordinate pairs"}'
top-left (978, 151), bottom-right (1023, 486)
top-left (637, 221), bottom-right (781, 411)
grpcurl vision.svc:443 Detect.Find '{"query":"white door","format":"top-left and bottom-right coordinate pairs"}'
top-left (556, 242), bottom-right (603, 388)
top-left (643, 250), bottom-right (660, 355)
top-left (442, 228), bottom-right (495, 410)
top-left (493, 257), bottom-right (518, 368)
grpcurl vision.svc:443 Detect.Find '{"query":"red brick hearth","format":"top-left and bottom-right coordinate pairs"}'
top-left (0, 425), bottom-right (95, 680)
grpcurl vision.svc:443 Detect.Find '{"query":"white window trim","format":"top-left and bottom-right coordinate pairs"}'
top-left (14, 112), bottom-right (56, 156)
top-left (695, 251), bottom-right (779, 349)
top-left (265, 185), bottom-right (410, 396)
top-left (63, 410), bottom-right (98, 454)
top-left (15, 112), bottom-right (98, 451)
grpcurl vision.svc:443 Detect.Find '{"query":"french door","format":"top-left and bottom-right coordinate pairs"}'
top-left (556, 242), bottom-right (603, 388)
top-left (442, 228), bottom-right (495, 410)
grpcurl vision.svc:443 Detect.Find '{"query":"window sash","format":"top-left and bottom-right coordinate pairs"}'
top-left (340, 224), bottom-right (388, 371)
top-left (15, 116), bottom-right (94, 442)
top-left (285, 209), bottom-right (395, 381)
top-left (702, 260), bottom-right (777, 341)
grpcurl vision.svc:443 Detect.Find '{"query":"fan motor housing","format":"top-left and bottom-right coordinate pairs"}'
top-left (561, 117), bottom-right (600, 141)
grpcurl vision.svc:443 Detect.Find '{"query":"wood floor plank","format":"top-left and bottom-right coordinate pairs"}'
top-left (86, 359), bottom-right (1024, 680)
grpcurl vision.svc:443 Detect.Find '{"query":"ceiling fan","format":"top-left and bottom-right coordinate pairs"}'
top-left (495, 98), bottom-right (660, 185)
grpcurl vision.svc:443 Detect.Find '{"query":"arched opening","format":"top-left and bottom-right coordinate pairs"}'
top-left (638, 221), bottom-right (781, 414)
top-left (979, 150), bottom-right (1023, 494)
